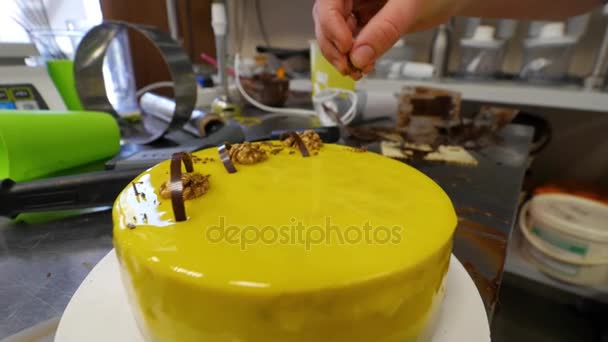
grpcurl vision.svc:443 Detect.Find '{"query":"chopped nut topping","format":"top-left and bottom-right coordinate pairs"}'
top-left (348, 146), bottom-right (368, 153)
top-left (228, 142), bottom-right (268, 164)
top-left (282, 130), bottom-right (323, 153)
top-left (193, 155), bottom-right (216, 164)
top-left (159, 172), bottom-right (211, 200)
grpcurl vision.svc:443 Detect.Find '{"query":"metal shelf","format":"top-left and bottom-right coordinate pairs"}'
top-left (291, 78), bottom-right (608, 113)
top-left (358, 78), bottom-right (608, 113)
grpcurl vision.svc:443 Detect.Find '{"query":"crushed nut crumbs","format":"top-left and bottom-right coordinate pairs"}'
top-left (348, 146), bottom-right (368, 153)
top-left (159, 172), bottom-right (211, 200)
top-left (193, 155), bottom-right (216, 164)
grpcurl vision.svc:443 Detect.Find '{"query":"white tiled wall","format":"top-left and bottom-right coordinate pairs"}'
top-left (228, 0), bottom-right (316, 55)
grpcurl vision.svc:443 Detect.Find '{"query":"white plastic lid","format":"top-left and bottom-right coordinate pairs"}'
top-left (524, 22), bottom-right (576, 47)
top-left (472, 26), bottom-right (495, 42)
top-left (402, 62), bottom-right (434, 79)
top-left (461, 25), bottom-right (503, 49)
top-left (539, 22), bottom-right (565, 39)
top-left (530, 193), bottom-right (608, 242)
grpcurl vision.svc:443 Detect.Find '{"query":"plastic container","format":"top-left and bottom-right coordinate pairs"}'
top-left (312, 88), bottom-right (358, 126)
top-left (519, 194), bottom-right (608, 287)
top-left (309, 40), bottom-right (355, 96)
top-left (459, 26), bottom-right (506, 79)
top-left (27, 29), bottom-right (84, 62)
top-left (520, 23), bottom-right (577, 83)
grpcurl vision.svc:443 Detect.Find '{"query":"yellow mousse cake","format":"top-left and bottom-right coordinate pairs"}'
top-left (113, 133), bottom-right (457, 342)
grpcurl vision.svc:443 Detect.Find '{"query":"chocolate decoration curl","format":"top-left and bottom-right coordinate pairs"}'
top-left (280, 132), bottom-right (310, 157)
top-left (170, 152), bottom-right (194, 222)
top-left (218, 144), bottom-right (237, 173)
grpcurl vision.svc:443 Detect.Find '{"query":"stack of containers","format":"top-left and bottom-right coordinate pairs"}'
top-left (520, 22), bottom-right (577, 83)
top-left (459, 25), bottom-right (506, 79)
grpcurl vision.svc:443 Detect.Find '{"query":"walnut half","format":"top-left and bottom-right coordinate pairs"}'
top-left (282, 130), bottom-right (323, 153)
top-left (159, 172), bottom-right (210, 200)
top-left (229, 142), bottom-right (267, 164)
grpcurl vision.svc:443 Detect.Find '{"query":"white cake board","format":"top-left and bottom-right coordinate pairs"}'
top-left (55, 251), bottom-right (491, 342)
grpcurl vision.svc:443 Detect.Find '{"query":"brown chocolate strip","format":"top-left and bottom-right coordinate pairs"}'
top-left (218, 144), bottom-right (237, 173)
top-left (280, 132), bottom-right (310, 157)
top-left (170, 152), bottom-right (194, 222)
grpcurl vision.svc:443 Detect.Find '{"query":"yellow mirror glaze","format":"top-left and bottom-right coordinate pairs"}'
top-left (113, 143), bottom-right (457, 342)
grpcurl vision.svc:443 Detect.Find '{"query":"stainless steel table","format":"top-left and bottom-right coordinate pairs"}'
top-left (0, 124), bottom-right (534, 339)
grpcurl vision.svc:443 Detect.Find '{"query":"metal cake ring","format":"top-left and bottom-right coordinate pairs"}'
top-left (74, 21), bottom-right (197, 144)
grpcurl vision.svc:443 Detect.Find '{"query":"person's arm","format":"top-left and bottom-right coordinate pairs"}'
top-left (313, 0), bottom-right (602, 79)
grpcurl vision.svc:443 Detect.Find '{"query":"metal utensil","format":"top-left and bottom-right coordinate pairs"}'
top-left (74, 21), bottom-right (197, 144)
top-left (139, 93), bottom-right (226, 137)
top-left (0, 169), bottom-right (141, 217)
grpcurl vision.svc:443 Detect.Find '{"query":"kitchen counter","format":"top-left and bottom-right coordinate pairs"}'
top-left (0, 123), bottom-right (533, 339)
top-left (405, 124), bottom-right (533, 318)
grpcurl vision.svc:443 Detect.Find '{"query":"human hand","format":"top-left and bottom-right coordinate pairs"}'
top-left (312, 0), bottom-right (467, 79)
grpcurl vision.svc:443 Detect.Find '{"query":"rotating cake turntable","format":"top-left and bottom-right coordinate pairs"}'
top-left (55, 251), bottom-right (490, 342)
